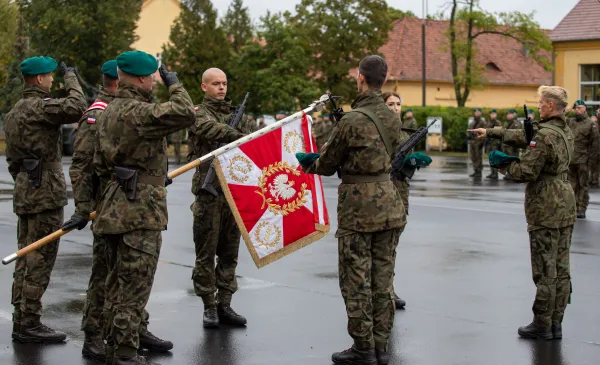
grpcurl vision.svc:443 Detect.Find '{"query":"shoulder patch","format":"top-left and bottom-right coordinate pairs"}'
top-left (86, 100), bottom-right (108, 113)
top-left (529, 141), bottom-right (536, 147)
top-left (86, 117), bottom-right (96, 124)
top-left (43, 97), bottom-right (52, 101)
top-left (194, 106), bottom-right (199, 111)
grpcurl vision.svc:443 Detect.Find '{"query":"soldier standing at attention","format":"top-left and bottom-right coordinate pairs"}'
top-left (4, 57), bottom-right (86, 342)
top-left (169, 129), bottom-right (183, 165)
top-left (188, 68), bottom-right (251, 329)
top-left (468, 108), bottom-right (486, 178)
top-left (383, 91), bottom-right (407, 310)
top-left (470, 86), bottom-right (576, 340)
top-left (299, 55), bottom-right (407, 365)
top-left (401, 109), bottom-right (418, 130)
top-left (63, 60), bottom-right (173, 361)
top-left (528, 109), bottom-right (538, 124)
top-left (501, 109), bottom-right (522, 181)
top-left (591, 111), bottom-right (600, 187)
top-left (257, 114), bottom-right (266, 129)
top-left (567, 100), bottom-right (599, 219)
top-left (275, 111), bottom-right (288, 121)
top-left (93, 51), bottom-right (195, 365)
top-left (485, 109), bottom-right (502, 180)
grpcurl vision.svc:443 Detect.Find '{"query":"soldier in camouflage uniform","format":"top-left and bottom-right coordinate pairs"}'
top-left (169, 129), bottom-right (183, 165)
top-left (592, 109), bottom-right (600, 187)
top-left (567, 100), bottom-right (599, 219)
top-left (383, 91), bottom-right (407, 310)
top-left (93, 51), bottom-right (195, 365)
top-left (402, 109), bottom-right (418, 131)
top-left (4, 57), bottom-right (86, 343)
top-left (301, 56), bottom-right (408, 365)
top-left (63, 60), bottom-right (172, 361)
top-left (257, 114), bottom-right (266, 130)
top-left (485, 110), bottom-right (502, 180)
top-left (468, 109), bottom-right (486, 178)
top-left (502, 109), bottom-right (522, 157)
top-left (470, 86), bottom-right (576, 340)
top-left (188, 68), bottom-right (252, 329)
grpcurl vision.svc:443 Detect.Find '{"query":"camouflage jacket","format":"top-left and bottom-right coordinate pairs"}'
top-left (92, 82), bottom-right (195, 234)
top-left (567, 115), bottom-right (599, 165)
top-left (188, 96), bottom-right (252, 195)
top-left (304, 90), bottom-right (408, 235)
top-left (506, 116), bottom-right (576, 230)
top-left (4, 72), bottom-right (86, 215)
top-left (487, 121), bottom-right (541, 148)
top-left (402, 117), bottom-right (418, 130)
top-left (313, 120), bottom-right (333, 149)
top-left (487, 118), bottom-right (502, 128)
top-left (503, 118), bottom-right (521, 130)
top-left (69, 87), bottom-right (114, 218)
top-left (469, 117), bottom-right (486, 146)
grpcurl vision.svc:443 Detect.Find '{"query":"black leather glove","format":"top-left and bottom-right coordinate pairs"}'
top-left (159, 64), bottom-right (179, 88)
top-left (62, 214), bottom-right (88, 231)
top-left (165, 176), bottom-right (173, 187)
top-left (60, 62), bottom-right (76, 75)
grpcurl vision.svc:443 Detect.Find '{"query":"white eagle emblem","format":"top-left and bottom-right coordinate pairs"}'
top-left (269, 174), bottom-right (296, 201)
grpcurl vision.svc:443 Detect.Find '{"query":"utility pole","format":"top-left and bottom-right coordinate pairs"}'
top-left (422, 0), bottom-right (427, 106)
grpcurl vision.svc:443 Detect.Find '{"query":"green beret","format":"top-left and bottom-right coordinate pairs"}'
top-left (404, 109), bottom-right (413, 113)
top-left (276, 111), bottom-right (288, 116)
top-left (575, 100), bottom-right (586, 106)
top-left (116, 51), bottom-right (158, 76)
top-left (527, 109), bottom-right (535, 115)
top-left (474, 108), bottom-right (482, 112)
top-left (321, 113), bottom-right (330, 117)
top-left (403, 152), bottom-right (432, 167)
top-left (20, 56), bottom-right (57, 76)
top-left (296, 152), bottom-right (320, 167)
top-left (258, 114), bottom-right (264, 118)
top-left (247, 112), bottom-right (255, 117)
top-left (489, 150), bottom-right (520, 168)
top-left (490, 109), bottom-right (497, 113)
top-left (508, 109), bottom-right (517, 114)
top-left (101, 60), bottom-right (118, 79)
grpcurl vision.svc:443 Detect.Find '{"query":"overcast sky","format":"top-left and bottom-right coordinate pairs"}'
top-left (212, 0), bottom-right (580, 30)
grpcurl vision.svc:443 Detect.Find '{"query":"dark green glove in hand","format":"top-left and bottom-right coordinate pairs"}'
top-left (296, 152), bottom-right (320, 167)
top-left (165, 176), bottom-right (173, 187)
top-left (159, 63), bottom-right (180, 88)
top-left (60, 62), bottom-right (76, 75)
top-left (489, 150), bottom-right (520, 168)
top-left (403, 152), bottom-right (432, 168)
top-left (62, 214), bottom-right (88, 231)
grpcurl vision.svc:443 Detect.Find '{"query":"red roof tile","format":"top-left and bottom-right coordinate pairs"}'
top-left (381, 18), bottom-right (552, 86)
top-left (550, 0), bottom-right (600, 42)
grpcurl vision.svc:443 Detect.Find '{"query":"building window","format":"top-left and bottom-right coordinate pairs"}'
top-left (580, 65), bottom-right (600, 112)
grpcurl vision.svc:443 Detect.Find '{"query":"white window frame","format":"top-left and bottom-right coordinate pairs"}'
top-left (580, 64), bottom-right (600, 109)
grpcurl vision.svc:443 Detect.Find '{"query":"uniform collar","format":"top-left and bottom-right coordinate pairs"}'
top-left (115, 81), bottom-right (153, 102)
top-left (22, 84), bottom-right (51, 99)
top-left (97, 86), bottom-right (115, 103)
top-left (202, 95), bottom-right (232, 114)
top-left (351, 89), bottom-right (383, 109)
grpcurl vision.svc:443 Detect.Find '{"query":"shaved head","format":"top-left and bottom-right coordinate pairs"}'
top-left (201, 68), bottom-right (228, 100)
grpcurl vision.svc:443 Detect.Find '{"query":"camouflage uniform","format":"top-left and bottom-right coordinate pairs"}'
top-left (188, 96), bottom-right (251, 306)
top-left (402, 116), bottom-right (418, 131)
top-left (503, 116), bottom-right (576, 329)
top-left (304, 90), bottom-right (408, 351)
top-left (169, 129), bottom-right (183, 164)
top-left (4, 72), bottom-right (86, 327)
top-left (392, 116), bottom-right (415, 214)
top-left (486, 118), bottom-right (503, 178)
top-left (313, 120), bottom-right (333, 151)
top-left (468, 116), bottom-right (486, 175)
top-left (567, 115), bottom-right (599, 215)
top-left (502, 117), bottom-right (522, 157)
top-left (93, 81), bottom-right (194, 356)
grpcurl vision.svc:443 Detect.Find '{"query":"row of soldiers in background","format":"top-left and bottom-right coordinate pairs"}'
top-left (468, 100), bottom-right (600, 219)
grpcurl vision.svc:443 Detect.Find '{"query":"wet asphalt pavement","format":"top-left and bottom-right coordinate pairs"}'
top-left (0, 156), bottom-right (599, 365)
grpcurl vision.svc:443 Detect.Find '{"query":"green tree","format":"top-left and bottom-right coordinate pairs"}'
top-left (0, 0), bottom-right (28, 118)
top-left (0, 0), bottom-right (19, 83)
top-left (221, 0), bottom-right (253, 53)
top-left (388, 6), bottom-right (415, 21)
top-left (22, 0), bottom-right (142, 97)
top-left (229, 12), bottom-right (320, 114)
top-left (447, 0), bottom-right (551, 107)
top-left (162, 0), bottom-right (231, 103)
top-left (292, 0), bottom-right (392, 101)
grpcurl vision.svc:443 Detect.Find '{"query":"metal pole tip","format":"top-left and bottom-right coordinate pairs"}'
top-left (2, 253), bottom-right (18, 265)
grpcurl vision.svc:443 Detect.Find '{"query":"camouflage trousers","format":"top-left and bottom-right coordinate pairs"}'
top-left (81, 233), bottom-right (150, 337)
top-left (338, 228), bottom-right (403, 350)
top-left (470, 140), bottom-right (484, 173)
top-left (192, 193), bottom-right (241, 306)
top-left (102, 230), bottom-right (161, 357)
top-left (568, 163), bottom-right (589, 212)
top-left (392, 178), bottom-right (410, 215)
top-left (502, 144), bottom-right (519, 158)
top-left (486, 141), bottom-right (500, 178)
top-left (529, 226), bottom-right (573, 328)
top-left (173, 142), bottom-right (181, 165)
top-left (12, 208), bottom-right (63, 326)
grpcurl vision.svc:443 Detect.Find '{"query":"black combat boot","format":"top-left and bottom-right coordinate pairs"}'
top-left (486, 174), bottom-right (498, 180)
top-left (112, 355), bottom-right (160, 365)
top-left (82, 333), bottom-right (106, 360)
top-left (332, 346), bottom-right (377, 365)
top-left (393, 293), bottom-right (406, 309)
top-left (18, 322), bottom-right (67, 343)
top-left (552, 323), bottom-right (562, 340)
top-left (203, 306), bottom-right (219, 328)
top-left (217, 303), bottom-right (247, 326)
top-left (139, 329), bottom-right (173, 352)
top-left (469, 171), bottom-right (482, 178)
top-left (375, 348), bottom-right (389, 365)
top-left (12, 322), bottom-right (20, 340)
top-left (518, 322), bottom-right (552, 340)
top-left (577, 210), bottom-right (586, 219)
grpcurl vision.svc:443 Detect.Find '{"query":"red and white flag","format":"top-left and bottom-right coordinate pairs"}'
top-left (214, 114), bottom-right (330, 268)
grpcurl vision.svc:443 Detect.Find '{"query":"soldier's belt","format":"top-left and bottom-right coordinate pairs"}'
top-left (537, 172), bottom-right (568, 182)
top-left (111, 173), bottom-right (165, 187)
top-left (18, 161), bottom-right (62, 172)
top-left (341, 174), bottom-right (390, 184)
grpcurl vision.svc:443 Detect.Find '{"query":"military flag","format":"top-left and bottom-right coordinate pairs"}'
top-left (214, 113), bottom-right (330, 268)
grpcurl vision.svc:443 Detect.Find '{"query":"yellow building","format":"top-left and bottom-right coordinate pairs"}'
top-left (133, 0), bottom-right (181, 57)
top-left (380, 18), bottom-right (552, 108)
top-left (551, 0), bottom-right (600, 111)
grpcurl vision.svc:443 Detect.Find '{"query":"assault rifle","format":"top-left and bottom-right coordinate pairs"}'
top-left (523, 104), bottom-right (533, 145)
top-left (200, 92), bottom-right (249, 196)
top-left (327, 93), bottom-right (344, 123)
top-left (391, 119), bottom-right (437, 179)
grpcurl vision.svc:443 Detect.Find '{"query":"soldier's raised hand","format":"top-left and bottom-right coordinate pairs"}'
top-left (159, 64), bottom-right (180, 88)
top-left (60, 62), bottom-right (76, 75)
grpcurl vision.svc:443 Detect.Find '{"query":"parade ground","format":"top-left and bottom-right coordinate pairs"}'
top-left (0, 156), bottom-right (599, 365)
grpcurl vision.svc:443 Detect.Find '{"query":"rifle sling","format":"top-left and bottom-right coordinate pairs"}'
top-left (350, 108), bottom-right (394, 157)
top-left (539, 124), bottom-right (572, 165)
